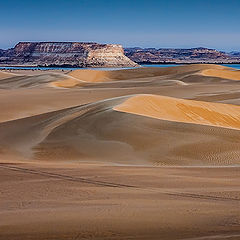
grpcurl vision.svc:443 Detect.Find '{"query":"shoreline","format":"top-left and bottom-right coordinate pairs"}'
top-left (1, 63), bottom-right (240, 71)
top-left (136, 61), bottom-right (240, 65)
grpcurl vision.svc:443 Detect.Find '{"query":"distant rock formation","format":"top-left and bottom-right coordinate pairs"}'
top-left (125, 47), bottom-right (240, 64)
top-left (0, 42), bottom-right (138, 67)
top-left (229, 51), bottom-right (240, 58)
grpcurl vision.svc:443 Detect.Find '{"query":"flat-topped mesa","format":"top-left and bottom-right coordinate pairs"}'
top-left (0, 42), bottom-right (138, 67)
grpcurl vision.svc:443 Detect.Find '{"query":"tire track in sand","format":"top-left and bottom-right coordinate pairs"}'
top-left (1, 163), bottom-right (240, 203)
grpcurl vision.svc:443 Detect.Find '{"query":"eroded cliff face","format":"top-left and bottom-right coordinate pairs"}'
top-left (125, 47), bottom-right (240, 64)
top-left (0, 42), bottom-right (138, 67)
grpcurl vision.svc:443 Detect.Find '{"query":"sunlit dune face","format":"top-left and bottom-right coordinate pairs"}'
top-left (68, 70), bottom-right (111, 83)
top-left (114, 94), bottom-right (240, 130)
top-left (51, 77), bottom-right (85, 88)
top-left (201, 68), bottom-right (240, 80)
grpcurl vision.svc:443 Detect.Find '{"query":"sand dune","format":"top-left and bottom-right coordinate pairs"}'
top-left (1, 94), bottom-right (240, 166)
top-left (68, 64), bottom-right (227, 82)
top-left (0, 72), bottom-right (70, 89)
top-left (2, 64), bottom-right (240, 239)
top-left (201, 68), bottom-right (240, 80)
top-left (115, 94), bottom-right (240, 130)
top-left (52, 64), bottom-right (235, 88)
top-left (51, 76), bottom-right (84, 88)
top-left (1, 64), bottom-right (237, 90)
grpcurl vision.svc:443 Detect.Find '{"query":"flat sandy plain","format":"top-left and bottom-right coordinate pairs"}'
top-left (1, 65), bottom-right (240, 239)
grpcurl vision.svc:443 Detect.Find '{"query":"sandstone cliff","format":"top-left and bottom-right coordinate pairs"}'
top-left (0, 42), bottom-right (138, 67)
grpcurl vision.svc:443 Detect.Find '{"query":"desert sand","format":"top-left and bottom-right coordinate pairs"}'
top-left (1, 64), bottom-right (240, 239)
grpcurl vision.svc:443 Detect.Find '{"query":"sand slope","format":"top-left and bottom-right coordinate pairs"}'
top-left (202, 68), bottom-right (240, 80)
top-left (0, 73), bottom-right (71, 89)
top-left (1, 64), bottom-right (238, 90)
top-left (68, 64), bottom-right (227, 82)
top-left (0, 71), bottom-right (17, 80)
top-left (51, 64), bottom-right (238, 88)
top-left (2, 65), bottom-right (240, 239)
top-left (1, 94), bottom-right (240, 166)
top-left (114, 94), bottom-right (240, 130)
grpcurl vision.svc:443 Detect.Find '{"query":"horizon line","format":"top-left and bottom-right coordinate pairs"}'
top-left (0, 41), bottom-right (238, 53)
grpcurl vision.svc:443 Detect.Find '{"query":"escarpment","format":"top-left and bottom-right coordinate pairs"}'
top-left (0, 42), bottom-right (138, 67)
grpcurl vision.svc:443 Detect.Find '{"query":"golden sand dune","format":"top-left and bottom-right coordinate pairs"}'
top-left (1, 94), bottom-right (240, 166)
top-left (201, 68), bottom-right (240, 80)
top-left (0, 64), bottom-right (236, 89)
top-left (68, 64), bottom-right (226, 82)
top-left (51, 76), bottom-right (84, 88)
top-left (52, 64), bottom-right (234, 88)
top-left (2, 65), bottom-right (240, 240)
top-left (115, 94), bottom-right (240, 130)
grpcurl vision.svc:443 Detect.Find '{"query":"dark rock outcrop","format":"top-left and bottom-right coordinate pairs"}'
top-left (229, 51), bottom-right (240, 57)
top-left (125, 47), bottom-right (240, 64)
top-left (0, 42), bottom-right (138, 67)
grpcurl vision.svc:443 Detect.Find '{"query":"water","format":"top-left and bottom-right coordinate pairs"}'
top-left (221, 64), bottom-right (240, 69)
top-left (0, 64), bottom-right (240, 70)
top-left (0, 64), bottom-right (179, 71)
top-left (0, 66), bottom-right (132, 71)
top-left (142, 64), bottom-right (240, 69)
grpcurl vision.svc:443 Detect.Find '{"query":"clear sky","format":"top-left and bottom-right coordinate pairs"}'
top-left (1, 0), bottom-right (240, 51)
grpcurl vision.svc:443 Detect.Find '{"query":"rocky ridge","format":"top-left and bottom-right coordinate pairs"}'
top-left (125, 47), bottom-right (240, 64)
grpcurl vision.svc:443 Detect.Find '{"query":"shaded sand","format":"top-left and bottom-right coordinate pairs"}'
top-left (0, 70), bottom-right (18, 80)
top-left (1, 95), bottom-right (240, 166)
top-left (0, 72), bottom-right (69, 89)
top-left (5, 64), bottom-right (240, 123)
top-left (68, 64), bottom-right (227, 83)
top-left (114, 94), bottom-right (240, 130)
top-left (50, 64), bottom-right (236, 88)
top-left (1, 64), bottom-right (240, 239)
top-left (51, 76), bottom-right (84, 88)
top-left (0, 64), bottom-right (236, 90)
top-left (0, 64), bottom-right (238, 90)
top-left (56, 64), bottom-right (229, 87)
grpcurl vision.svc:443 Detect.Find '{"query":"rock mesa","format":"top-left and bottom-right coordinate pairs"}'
top-left (0, 42), bottom-right (138, 67)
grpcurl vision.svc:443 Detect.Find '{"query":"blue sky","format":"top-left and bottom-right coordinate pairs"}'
top-left (0, 0), bottom-right (240, 51)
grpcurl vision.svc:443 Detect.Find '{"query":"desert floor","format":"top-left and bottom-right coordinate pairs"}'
top-left (1, 64), bottom-right (240, 239)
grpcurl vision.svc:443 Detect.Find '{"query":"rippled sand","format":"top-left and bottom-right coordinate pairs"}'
top-left (1, 64), bottom-right (240, 239)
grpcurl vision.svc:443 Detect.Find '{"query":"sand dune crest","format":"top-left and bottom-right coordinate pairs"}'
top-left (1, 94), bottom-right (240, 166)
top-left (201, 68), bottom-right (240, 80)
top-left (67, 64), bottom-right (228, 83)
